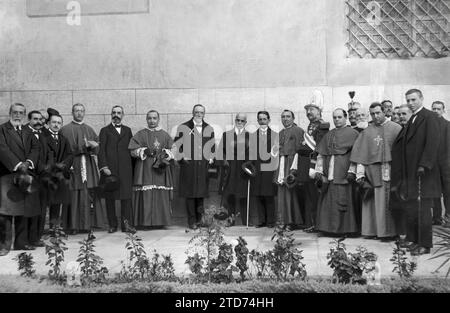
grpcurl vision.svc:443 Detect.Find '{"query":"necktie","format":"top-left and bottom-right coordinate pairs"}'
top-left (114, 124), bottom-right (121, 128)
top-left (16, 126), bottom-right (22, 136)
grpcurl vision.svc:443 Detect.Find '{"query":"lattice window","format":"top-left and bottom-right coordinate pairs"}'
top-left (346, 0), bottom-right (450, 58)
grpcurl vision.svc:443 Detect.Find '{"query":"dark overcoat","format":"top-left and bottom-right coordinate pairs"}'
top-left (218, 129), bottom-right (250, 198)
top-left (0, 121), bottom-right (40, 217)
top-left (43, 129), bottom-right (74, 205)
top-left (98, 124), bottom-right (133, 200)
top-left (402, 108), bottom-right (441, 199)
top-left (437, 117), bottom-right (450, 194)
top-left (249, 128), bottom-right (278, 197)
top-left (174, 119), bottom-right (215, 198)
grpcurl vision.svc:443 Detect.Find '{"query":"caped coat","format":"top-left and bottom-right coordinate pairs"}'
top-left (249, 128), bottom-right (278, 196)
top-left (174, 119), bottom-right (215, 198)
top-left (98, 124), bottom-right (133, 200)
top-left (0, 121), bottom-right (40, 216)
top-left (398, 108), bottom-right (441, 199)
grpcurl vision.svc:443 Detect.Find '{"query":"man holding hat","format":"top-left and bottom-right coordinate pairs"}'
top-left (99, 106), bottom-right (134, 233)
top-left (298, 90), bottom-right (330, 233)
top-left (0, 103), bottom-right (40, 256)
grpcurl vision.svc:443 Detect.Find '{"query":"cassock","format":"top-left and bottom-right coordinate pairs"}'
top-left (392, 107), bottom-right (441, 249)
top-left (315, 126), bottom-right (359, 234)
top-left (297, 120), bottom-right (329, 228)
top-left (43, 129), bottom-right (73, 228)
top-left (129, 127), bottom-right (174, 227)
top-left (351, 120), bottom-right (401, 238)
top-left (275, 125), bottom-right (305, 226)
top-left (249, 127), bottom-right (278, 227)
top-left (217, 128), bottom-right (251, 225)
top-left (0, 121), bottom-right (40, 250)
top-left (60, 121), bottom-right (107, 231)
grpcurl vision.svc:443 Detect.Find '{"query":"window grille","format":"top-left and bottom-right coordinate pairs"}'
top-left (346, 0), bottom-right (450, 58)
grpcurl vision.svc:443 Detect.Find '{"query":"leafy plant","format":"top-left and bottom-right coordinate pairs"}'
top-left (13, 252), bottom-right (36, 278)
top-left (234, 236), bottom-right (249, 281)
top-left (45, 225), bottom-right (68, 284)
top-left (209, 243), bottom-right (238, 283)
top-left (76, 231), bottom-right (108, 286)
top-left (327, 238), bottom-right (377, 284)
top-left (249, 226), bottom-right (307, 281)
top-left (390, 239), bottom-right (417, 279)
top-left (430, 227), bottom-right (450, 278)
top-left (148, 250), bottom-right (176, 281)
top-left (119, 221), bottom-right (150, 282)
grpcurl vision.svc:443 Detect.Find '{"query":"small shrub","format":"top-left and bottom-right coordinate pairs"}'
top-left (234, 236), bottom-right (249, 281)
top-left (148, 250), bottom-right (176, 281)
top-left (76, 231), bottom-right (108, 286)
top-left (209, 243), bottom-right (238, 283)
top-left (45, 225), bottom-right (68, 284)
top-left (430, 227), bottom-right (450, 278)
top-left (390, 239), bottom-right (417, 279)
top-left (13, 252), bottom-right (36, 278)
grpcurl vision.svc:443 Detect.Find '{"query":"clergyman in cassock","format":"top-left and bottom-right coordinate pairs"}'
top-left (98, 106), bottom-right (134, 233)
top-left (297, 91), bottom-right (330, 232)
top-left (42, 113), bottom-right (73, 230)
top-left (249, 111), bottom-right (278, 228)
top-left (0, 103), bottom-right (40, 256)
top-left (217, 113), bottom-right (251, 226)
top-left (315, 109), bottom-right (359, 235)
top-left (392, 90), bottom-right (441, 255)
top-left (129, 110), bottom-right (174, 228)
top-left (275, 110), bottom-right (305, 229)
top-left (173, 104), bottom-right (215, 230)
top-left (350, 102), bottom-right (401, 240)
top-left (23, 110), bottom-right (48, 247)
top-left (60, 103), bottom-right (107, 234)
top-left (430, 101), bottom-right (450, 226)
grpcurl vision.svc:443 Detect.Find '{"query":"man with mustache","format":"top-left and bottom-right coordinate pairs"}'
top-left (23, 110), bottom-right (49, 247)
top-left (98, 106), bottom-right (133, 233)
top-left (0, 103), bottom-right (40, 256)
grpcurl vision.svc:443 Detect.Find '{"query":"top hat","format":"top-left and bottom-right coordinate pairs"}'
top-left (241, 161), bottom-right (257, 178)
top-left (98, 174), bottom-right (120, 193)
top-left (153, 150), bottom-right (171, 169)
top-left (47, 108), bottom-right (60, 118)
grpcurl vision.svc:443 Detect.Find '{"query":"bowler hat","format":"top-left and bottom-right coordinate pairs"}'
top-left (241, 161), bottom-right (257, 178)
top-left (98, 174), bottom-right (120, 192)
top-left (7, 171), bottom-right (39, 202)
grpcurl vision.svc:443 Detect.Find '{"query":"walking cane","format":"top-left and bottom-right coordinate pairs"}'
top-left (246, 179), bottom-right (250, 230)
top-left (417, 175), bottom-right (422, 248)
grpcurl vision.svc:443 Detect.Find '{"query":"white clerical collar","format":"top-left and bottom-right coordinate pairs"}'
top-left (259, 126), bottom-right (269, 132)
top-left (72, 120), bottom-right (84, 125)
top-left (381, 119), bottom-right (389, 126)
top-left (235, 127), bottom-right (244, 135)
top-left (413, 106), bottom-right (424, 115)
top-left (147, 126), bottom-right (162, 132)
top-left (284, 125), bottom-right (293, 129)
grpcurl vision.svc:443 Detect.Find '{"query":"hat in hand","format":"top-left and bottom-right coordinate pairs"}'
top-left (241, 161), bottom-right (257, 178)
top-left (98, 174), bottom-right (120, 192)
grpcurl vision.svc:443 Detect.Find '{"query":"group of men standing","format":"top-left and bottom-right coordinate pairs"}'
top-left (0, 88), bottom-right (448, 257)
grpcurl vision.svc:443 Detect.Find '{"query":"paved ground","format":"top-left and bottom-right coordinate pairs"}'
top-left (0, 226), bottom-right (447, 278)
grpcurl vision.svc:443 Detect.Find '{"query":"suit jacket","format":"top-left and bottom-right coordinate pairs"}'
top-left (22, 125), bottom-right (49, 174)
top-left (402, 107), bottom-right (441, 199)
top-left (98, 124), bottom-right (133, 200)
top-left (0, 121), bottom-right (40, 216)
top-left (249, 128), bottom-right (278, 196)
top-left (174, 119), bottom-right (215, 198)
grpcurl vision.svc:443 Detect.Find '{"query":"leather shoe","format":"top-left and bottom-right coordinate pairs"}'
top-left (31, 240), bottom-right (45, 247)
top-left (0, 249), bottom-right (9, 256)
top-left (14, 245), bottom-right (36, 251)
top-left (108, 227), bottom-right (117, 234)
top-left (410, 246), bottom-right (430, 256)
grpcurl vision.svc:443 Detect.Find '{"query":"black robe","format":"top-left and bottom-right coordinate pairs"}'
top-left (98, 124), bottom-right (133, 200)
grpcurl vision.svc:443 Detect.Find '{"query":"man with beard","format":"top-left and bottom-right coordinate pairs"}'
top-left (355, 107), bottom-right (370, 132)
top-left (60, 103), bottom-right (107, 234)
top-left (0, 103), bottom-right (40, 255)
top-left (391, 90), bottom-right (441, 255)
top-left (43, 113), bottom-right (73, 230)
top-left (351, 102), bottom-right (401, 241)
top-left (348, 101), bottom-right (361, 130)
top-left (298, 91), bottom-right (330, 233)
top-left (275, 110), bottom-right (305, 229)
top-left (99, 106), bottom-right (133, 233)
top-left (217, 113), bottom-right (251, 226)
top-left (23, 111), bottom-right (48, 247)
top-left (249, 111), bottom-right (278, 228)
top-left (430, 101), bottom-right (450, 227)
top-left (174, 104), bottom-right (215, 230)
top-left (382, 100), bottom-right (394, 121)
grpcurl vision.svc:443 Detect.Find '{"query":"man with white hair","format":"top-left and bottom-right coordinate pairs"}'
top-left (355, 107), bottom-right (370, 132)
top-left (298, 91), bottom-right (330, 233)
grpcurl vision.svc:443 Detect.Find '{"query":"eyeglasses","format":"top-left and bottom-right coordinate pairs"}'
top-left (235, 119), bottom-right (246, 123)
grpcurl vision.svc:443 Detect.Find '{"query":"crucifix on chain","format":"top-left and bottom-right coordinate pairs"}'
top-left (374, 135), bottom-right (383, 146)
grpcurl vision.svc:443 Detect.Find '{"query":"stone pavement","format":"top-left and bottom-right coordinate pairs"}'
top-left (0, 226), bottom-right (447, 278)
